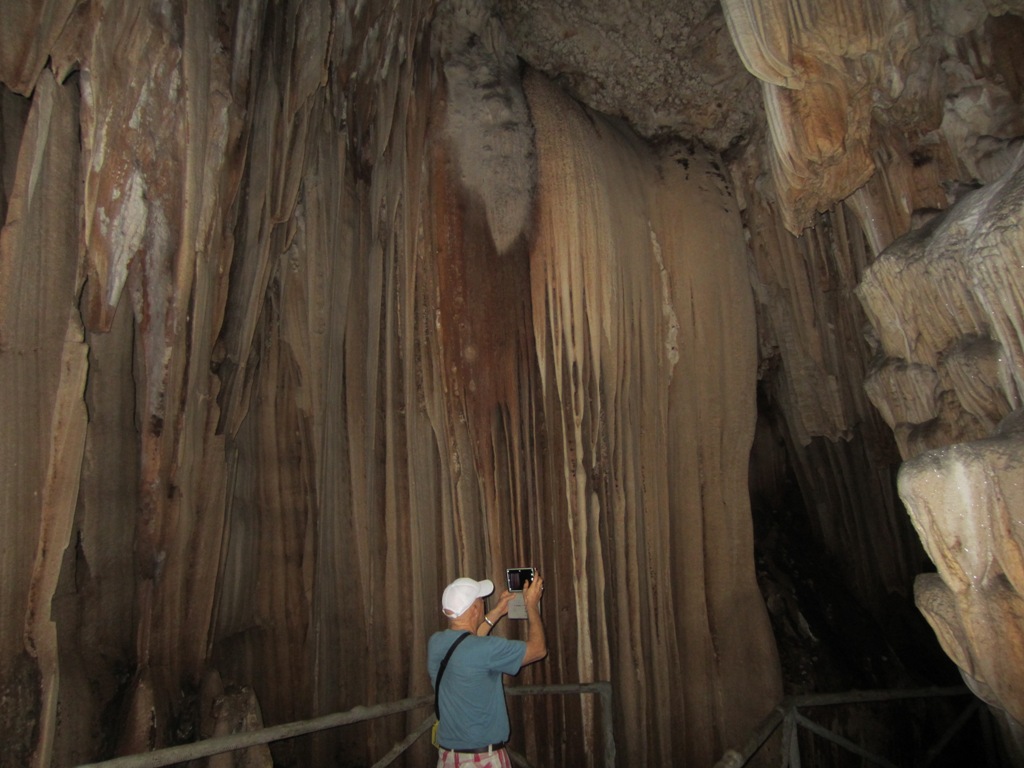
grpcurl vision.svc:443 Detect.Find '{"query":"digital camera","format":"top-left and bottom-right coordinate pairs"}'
top-left (506, 567), bottom-right (535, 592)
top-left (505, 567), bottom-right (535, 620)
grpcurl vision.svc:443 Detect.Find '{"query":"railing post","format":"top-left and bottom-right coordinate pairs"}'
top-left (597, 681), bottom-right (616, 768)
top-left (781, 705), bottom-right (799, 768)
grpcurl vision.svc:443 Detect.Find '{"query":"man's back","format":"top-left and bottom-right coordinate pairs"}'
top-left (428, 629), bottom-right (525, 750)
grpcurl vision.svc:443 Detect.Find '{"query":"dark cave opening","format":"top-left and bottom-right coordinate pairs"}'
top-left (748, 383), bottom-right (1012, 767)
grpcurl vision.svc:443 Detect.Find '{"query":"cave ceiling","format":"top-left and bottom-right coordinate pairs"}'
top-left (495, 0), bottom-right (763, 152)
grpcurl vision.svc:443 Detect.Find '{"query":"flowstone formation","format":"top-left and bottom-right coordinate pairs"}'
top-left (858, 152), bottom-right (1024, 754)
top-left (1, 1), bottom-right (778, 766)
top-left (4, 0), bottom-right (1024, 765)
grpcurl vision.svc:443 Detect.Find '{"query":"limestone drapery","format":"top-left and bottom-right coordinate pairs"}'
top-left (0, 1), bottom-right (779, 766)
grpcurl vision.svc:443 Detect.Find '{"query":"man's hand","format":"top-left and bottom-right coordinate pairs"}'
top-left (494, 589), bottom-right (515, 618)
top-left (477, 590), bottom-right (517, 636)
top-left (523, 574), bottom-right (544, 609)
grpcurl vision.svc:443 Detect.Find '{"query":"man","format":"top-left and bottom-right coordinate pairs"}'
top-left (427, 573), bottom-right (547, 767)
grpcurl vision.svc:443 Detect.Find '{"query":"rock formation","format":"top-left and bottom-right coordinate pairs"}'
top-left (859, 151), bottom-right (1024, 752)
top-left (2, 0), bottom-right (1024, 766)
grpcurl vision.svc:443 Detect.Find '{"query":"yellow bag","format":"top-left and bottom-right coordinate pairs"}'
top-left (431, 719), bottom-right (440, 748)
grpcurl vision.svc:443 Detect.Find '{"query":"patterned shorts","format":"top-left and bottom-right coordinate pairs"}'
top-left (436, 746), bottom-right (512, 767)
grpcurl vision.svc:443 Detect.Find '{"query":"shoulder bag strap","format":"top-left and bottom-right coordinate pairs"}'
top-left (434, 631), bottom-right (472, 719)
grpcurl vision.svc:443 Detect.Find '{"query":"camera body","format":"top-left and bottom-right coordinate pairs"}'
top-left (505, 567), bottom-right (535, 620)
top-left (505, 567), bottom-right (535, 592)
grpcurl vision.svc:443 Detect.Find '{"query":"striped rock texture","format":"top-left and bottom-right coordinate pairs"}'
top-left (2, 0), bottom-right (1024, 765)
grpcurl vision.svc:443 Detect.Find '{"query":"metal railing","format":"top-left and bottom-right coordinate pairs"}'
top-left (75, 682), bottom-right (614, 768)
top-left (508, 682), bottom-right (616, 767)
top-left (713, 686), bottom-right (977, 768)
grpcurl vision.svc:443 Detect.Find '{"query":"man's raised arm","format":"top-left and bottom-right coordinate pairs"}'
top-left (521, 575), bottom-right (547, 665)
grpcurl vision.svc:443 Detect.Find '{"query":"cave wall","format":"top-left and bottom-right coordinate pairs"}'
top-left (0, 1), bottom-right (780, 766)
top-left (723, 0), bottom-right (1024, 751)
top-left (6, 0), bottom-right (1024, 765)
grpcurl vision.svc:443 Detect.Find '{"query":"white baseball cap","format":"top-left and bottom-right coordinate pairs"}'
top-left (442, 577), bottom-right (494, 618)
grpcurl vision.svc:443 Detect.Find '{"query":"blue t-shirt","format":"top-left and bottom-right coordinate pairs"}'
top-left (428, 629), bottom-right (526, 749)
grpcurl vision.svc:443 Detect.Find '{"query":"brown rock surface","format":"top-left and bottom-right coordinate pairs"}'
top-left (2, 0), bottom-right (1024, 765)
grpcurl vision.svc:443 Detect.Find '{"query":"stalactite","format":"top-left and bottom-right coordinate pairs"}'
top-left (723, 0), bottom-right (920, 233)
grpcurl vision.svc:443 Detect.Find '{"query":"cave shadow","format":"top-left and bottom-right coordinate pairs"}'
top-left (748, 390), bottom-right (1012, 767)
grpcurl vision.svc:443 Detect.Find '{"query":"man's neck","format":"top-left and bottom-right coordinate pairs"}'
top-left (449, 617), bottom-right (476, 634)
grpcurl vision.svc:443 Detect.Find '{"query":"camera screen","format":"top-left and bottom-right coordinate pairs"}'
top-left (506, 568), bottom-right (534, 591)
